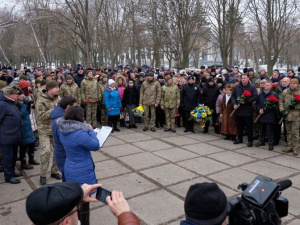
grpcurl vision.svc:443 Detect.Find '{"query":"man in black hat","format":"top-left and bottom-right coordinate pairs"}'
top-left (26, 182), bottom-right (140, 225)
top-left (0, 85), bottom-right (23, 184)
top-left (181, 182), bottom-right (228, 225)
top-left (74, 66), bottom-right (85, 88)
top-left (181, 76), bottom-right (200, 133)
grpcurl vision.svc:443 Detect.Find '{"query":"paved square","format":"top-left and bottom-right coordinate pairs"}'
top-left (1, 126), bottom-right (299, 225)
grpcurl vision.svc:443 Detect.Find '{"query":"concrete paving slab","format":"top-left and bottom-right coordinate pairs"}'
top-left (185, 133), bottom-right (222, 142)
top-left (101, 143), bottom-right (144, 157)
top-left (100, 173), bottom-right (158, 198)
top-left (0, 199), bottom-right (31, 224)
top-left (95, 160), bottom-right (131, 180)
top-left (207, 139), bottom-right (247, 150)
top-left (153, 148), bottom-right (198, 162)
top-left (241, 161), bottom-right (298, 180)
top-left (102, 135), bottom-right (125, 147)
top-left (286, 219), bottom-right (300, 225)
top-left (281, 187), bottom-right (300, 216)
top-left (163, 136), bottom-right (199, 146)
top-left (289, 174), bottom-right (300, 190)
top-left (118, 152), bottom-right (167, 170)
top-left (128, 190), bottom-right (184, 225)
top-left (91, 151), bottom-right (109, 162)
top-left (145, 130), bottom-right (180, 138)
top-left (178, 157), bottom-right (230, 175)
top-left (235, 146), bottom-right (281, 159)
top-left (141, 164), bottom-right (198, 186)
top-left (30, 174), bottom-right (63, 188)
top-left (116, 132), bottom-right (153, 142)
top-left (208, 168), bottom-right (258, 190)
top-left (0, 181), bottom-right (32, 205)
top-left (182, 143), bottom-right (226, 155)
top-left (207, 151), bottom-right (257, 166)
top-left (267, 155), bottom-right (300, 170)
top-left (90, 204), bottom-right (119, 225)
top-left (132, 139), bottom-right (173, 152)
top-left (168, 219), bottom-right (184, 225)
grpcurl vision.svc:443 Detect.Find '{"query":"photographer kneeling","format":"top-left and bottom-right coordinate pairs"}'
top-left (26, 182), bottom-right (140, 225)
top-left (181, 182), bottom-right (228, 225)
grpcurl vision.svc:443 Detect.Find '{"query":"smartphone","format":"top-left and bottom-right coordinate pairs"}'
top-left (96, 187), bottom-right (112, 204)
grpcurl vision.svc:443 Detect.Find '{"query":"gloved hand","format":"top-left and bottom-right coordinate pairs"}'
top-left (289, 105), bottom-right (295, 110)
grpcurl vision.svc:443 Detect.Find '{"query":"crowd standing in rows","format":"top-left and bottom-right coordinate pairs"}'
top-left (0, 64), bottom-right (300, 224)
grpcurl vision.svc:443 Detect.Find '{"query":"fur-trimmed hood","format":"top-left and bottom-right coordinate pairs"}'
top-left (104, 83), bottom-right (118, 92)
top-left (116, 75), bottom-right (127, 87)
top-left (57, 118), bottom-right (89, 134)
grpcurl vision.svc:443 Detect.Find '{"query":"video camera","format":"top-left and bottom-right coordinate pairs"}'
top-left (228, 176), bottom-right (292, 225)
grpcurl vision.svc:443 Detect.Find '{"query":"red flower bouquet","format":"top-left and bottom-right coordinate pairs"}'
top-left (254, 95), bottom-right (278, 123)
top-left (230, 90), bottom-right (252, 117)
top-left (271, 83), bottom-right (282, 95)
top-left (279, 94), bottom-right (300, 123)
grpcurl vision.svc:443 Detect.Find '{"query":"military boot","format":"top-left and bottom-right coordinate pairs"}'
top-left (282, 147), bottom-right (292, 153)
top-left (293, 149), bottom-right (299, 156)
top-left (21, 158), bottom-right (33, 170)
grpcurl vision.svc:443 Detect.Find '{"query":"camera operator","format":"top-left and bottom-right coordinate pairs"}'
top-left (181, 182), bottom-right (228, 225)
top-left (26, 182), bottom-right (140, 225)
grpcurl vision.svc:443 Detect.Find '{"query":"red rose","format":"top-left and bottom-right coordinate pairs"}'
top-left (86, 99), bottom-right (90, 104)
top-left (293, 94), bottom-right (300, 102)
top-left (243, 90), bottom-right (252, 97)
top-left (272, 83), bottom-right (278, 88)
top-left (268, 95), bottom-right (278, 102)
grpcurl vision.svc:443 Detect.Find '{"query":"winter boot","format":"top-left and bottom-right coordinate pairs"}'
top-left (21, 158), bottom-right (33, 170)
top-left (29, 155), bottom-right (40, 165)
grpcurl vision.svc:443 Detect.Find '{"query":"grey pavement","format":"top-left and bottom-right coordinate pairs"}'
top-left (1, 124), bottom-right (300, 225)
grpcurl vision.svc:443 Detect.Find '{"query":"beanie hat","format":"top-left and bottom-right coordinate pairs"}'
top-left (0, 80), bottom-right (6, 89)
top-left (217, 78), bottom-right (223, 84)
top-left (179, 70), bottom-right (186, 75)
top-left (187, 76), bottom-right (195, 81)
top-left (41, 79), bottom-right (47, 86)
top-left (166, 77), bottom-right (173, 81)
top-left (147, 72), bottom-right (154, 77)
top-left (101, 74), bottom-right (108, 79)
top-left (157, 75), bottom-right (164, 80)
top-left (201, 77), bottom-right (207, 83)
top-left (19, 75), bottom-right (27, 81)
top-left (66, 75), bottom-right (73, 80)
top-left (271, 78), bottom-right (280, 83)
top-left (19, 80), bottom-right (30, 89)
top-left (221, 69), bottom-right (228, 75)
top-left (26, 182), bottom-right (83, 225)
top-left (108, 79), bottom-right (115, 86)
top-left (200, 66), bottom-right (205, 69)
top-left (207, 76), bottom-right (214, 82)
top-left (290, 78), bottom-right (299, 84)
top-left (128, 79), bottom-right (135, 84)
top-left (46, 80), bottom-right (58, 91)
top-left (184, 183), bottom-right (228, 225)
top-left (248, 68), bottom-right (254, 72)
top-left (35, 79), bottom-right (41, 85)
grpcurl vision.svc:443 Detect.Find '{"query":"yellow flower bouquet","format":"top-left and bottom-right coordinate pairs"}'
top-left (132, 105), bottom-right (145, 117)
top-left (190, 104), bottom-right (212, 128)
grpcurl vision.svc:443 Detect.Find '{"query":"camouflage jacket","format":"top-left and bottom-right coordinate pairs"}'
top-left (60, 81), bottom-right (81, 105)
top-left (99, 82), bottom-right (107, 106)
top-left (161, 84), bottom-right (180, 108)
top-left (279, 87), bottom-right (300, 121)
top-left (80, 77), bottom-right (101, 103)
top-left (36, 92), bottom-right (59, 135)
top-left (139, 79), bottom-right (161, 106)
top-left (33, 87), bottom-right (43, 101)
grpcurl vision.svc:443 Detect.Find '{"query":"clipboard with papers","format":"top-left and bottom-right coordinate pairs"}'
top-left (93, 126), bottom-right (113, 148)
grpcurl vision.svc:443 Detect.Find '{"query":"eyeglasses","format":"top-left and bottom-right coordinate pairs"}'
top-left (56, 205), bottom-right (81, 225)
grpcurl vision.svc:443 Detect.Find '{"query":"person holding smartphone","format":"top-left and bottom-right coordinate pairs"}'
top-left (26, 182), bottom-right (140, 225)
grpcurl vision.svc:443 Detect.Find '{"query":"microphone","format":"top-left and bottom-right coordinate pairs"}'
top-left (277, 179), bottom-right (292, 191)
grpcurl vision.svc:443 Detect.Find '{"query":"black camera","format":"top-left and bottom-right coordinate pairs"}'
top-left (228, 176), bottom-right (291, 225)
top-left (23, 97), bottom-right (34, 105)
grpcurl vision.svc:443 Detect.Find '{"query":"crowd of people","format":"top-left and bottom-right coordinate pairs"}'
top-left (0, 64), bottom-right (299, 225)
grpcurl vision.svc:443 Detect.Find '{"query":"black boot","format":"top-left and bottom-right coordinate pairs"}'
top-left (21, 158), bottom-right (33, 170)
top-left (29, 155), bottom-right (40, 165)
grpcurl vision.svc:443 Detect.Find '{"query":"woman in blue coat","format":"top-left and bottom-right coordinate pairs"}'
top-left (104, 79), bottom-right (122, 132)
top-left (58, 105), bottom-right (99, 225)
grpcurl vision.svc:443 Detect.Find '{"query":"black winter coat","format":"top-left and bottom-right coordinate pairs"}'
top-left (231, 81), bottom-right (258, 117)
top-left (73, 73), bottom-right (86, 88)
top-left (181, 83), bottom-right (200, 111)
top-left (256, 91), bottom-right (278, 123)
top-left (0, 93), bottom-right (22, 145)
top-left (202, 84), bottom-right (220, 109)
top-left (123, 86), bottom-right (139, 106)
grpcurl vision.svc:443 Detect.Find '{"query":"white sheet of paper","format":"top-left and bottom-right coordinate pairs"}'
top-left (93, 126), bottom-right (112, 148)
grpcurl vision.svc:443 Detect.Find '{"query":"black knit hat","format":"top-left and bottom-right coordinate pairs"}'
top-left (207, 76), bottom-right (214, 82)
top-left (26, 182), bottom-right (83, 225)
top-left (187, 75), bottom-right (195, 81)
top-left (201, 77), bottom-right (207, 83)
top-left (157, 75), bottom-right (164, 79)
top-left (184, 183), bottom-right (228, 225)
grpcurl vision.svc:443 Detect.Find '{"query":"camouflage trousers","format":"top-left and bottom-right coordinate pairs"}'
top-left (86, 102), bottom-right (98, 127)
top-left (100, 105), bottom-right (108, 126)
top-left (285, 121), bottom-right (300, 149)
top-left (165, 108), bottom-right (176, 129)
top-left (143, 105), bottom-right (156, 128)
top-left (39, 134), bottom-right (59, 177)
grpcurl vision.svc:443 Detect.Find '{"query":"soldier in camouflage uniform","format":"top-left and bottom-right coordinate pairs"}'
top-left (81, 70), bottom-right (101, 128)
top-left (279, 78), bottom-right (300, 156)
top-left (35, 81), bottom-right (61, 185)
top-left (161, 77), bottom-right (180, 132)
top-left (139, 72), bottom-right (161, 132)
top-left (60, 75), bottom-right (81, 105)
top-left (99, 74), bottom-right (108, 125)
top-left (33, 79), bottom-right (47, 101)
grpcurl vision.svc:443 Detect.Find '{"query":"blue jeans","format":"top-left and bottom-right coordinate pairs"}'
top-left (0, 145), bottom-right (17, 180)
